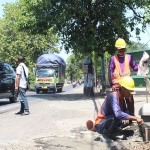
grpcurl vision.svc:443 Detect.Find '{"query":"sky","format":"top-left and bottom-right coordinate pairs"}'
top-left (0, 0), bottom-right (150, 61)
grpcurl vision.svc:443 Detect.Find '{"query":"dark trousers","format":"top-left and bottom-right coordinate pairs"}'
top-left (95, 115), bottom-right (121, 134)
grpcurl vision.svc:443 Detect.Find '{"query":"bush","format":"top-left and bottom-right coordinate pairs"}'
top-left (28, 71), bottom-right (36, 89)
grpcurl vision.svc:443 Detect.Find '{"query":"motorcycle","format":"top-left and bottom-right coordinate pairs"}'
top-left (77, 80), bottom-right (82, 85)
top-left (72, 81), bottom-right (76, 88)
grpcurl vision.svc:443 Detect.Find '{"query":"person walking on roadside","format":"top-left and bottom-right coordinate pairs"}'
top-left (86, 77), bottom-right (144, 140)
top-left (108, 38), bottom-right (138, 117)
top-left (15, 56), bottom-right (30, 115)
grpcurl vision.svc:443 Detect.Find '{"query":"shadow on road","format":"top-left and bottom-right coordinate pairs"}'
top-left (0, 101), bottom-right (11, 106)
top-left (29, 93), bottom-right (89, 101)
top-left (27, 91), bottom-right (104, 102)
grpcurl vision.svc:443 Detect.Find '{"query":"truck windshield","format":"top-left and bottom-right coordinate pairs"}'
top-left (37, 70), bottom-right (54, 77)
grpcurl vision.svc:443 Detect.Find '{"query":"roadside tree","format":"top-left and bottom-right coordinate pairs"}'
top-left (66, 54), bottom-right (83, 81)
top-left (0, 2), bottom-right (59, 68)
top-left (16, 0), bottom-right (149, 94)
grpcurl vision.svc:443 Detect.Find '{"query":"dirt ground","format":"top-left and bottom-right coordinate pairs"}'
top-left (0, 86), bottom-right (150, 150)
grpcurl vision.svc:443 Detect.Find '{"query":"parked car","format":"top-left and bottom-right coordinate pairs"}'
top-left (0, 62), bottom-right (17, 103)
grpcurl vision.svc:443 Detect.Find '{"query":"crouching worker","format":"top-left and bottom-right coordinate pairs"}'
top-left (86, 76), bottom-right (144, 140)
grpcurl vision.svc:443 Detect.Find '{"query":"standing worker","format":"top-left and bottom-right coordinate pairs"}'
top-left (108, 38), bottom-right (138, 118)
top-left (15, 56), bottom-right (30, 115)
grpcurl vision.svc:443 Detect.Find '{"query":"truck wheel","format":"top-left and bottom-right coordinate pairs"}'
top-left (57, 88), bottom-right (62, 93)
top-left (36, 89), bottom-right (40, 94)
top-left (53, 88), bottom-right (56, 93)
top-left (43, 90), bottom-right (48, 93)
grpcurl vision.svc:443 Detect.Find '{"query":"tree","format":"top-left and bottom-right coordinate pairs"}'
top-left (66, 54), bottom-right (83, 81)
top-left (17, 0), bottom-right (149, 56)
top-left (126, 41), bottom-right (149, 51)
top-left (16, 0), bottom-right (150, 94)
top-left (0, 2), bottom-right (60, 68)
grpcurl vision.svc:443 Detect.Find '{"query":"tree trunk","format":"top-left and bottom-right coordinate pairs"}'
top-left (101, 53), bottom-right (106, 93)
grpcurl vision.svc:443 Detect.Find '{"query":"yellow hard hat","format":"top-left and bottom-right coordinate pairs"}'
top-left (115, 38), bottom-right (126, 49)
top-left (119, 76), bottom-right (135, 91)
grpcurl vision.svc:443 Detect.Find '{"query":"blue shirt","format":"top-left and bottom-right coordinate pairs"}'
top-left (101, 93), bottom-right (129, 120)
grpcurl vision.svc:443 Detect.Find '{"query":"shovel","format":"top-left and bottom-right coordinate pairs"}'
top-left (140, 50), bottom-right (150, 103)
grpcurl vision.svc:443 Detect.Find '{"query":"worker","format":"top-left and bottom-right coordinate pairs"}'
top-left (108, 38), bottom-right (138, 118)
top-left (86, 76), bottom-right (144, 140)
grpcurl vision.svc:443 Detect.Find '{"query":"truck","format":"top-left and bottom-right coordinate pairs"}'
top-left (35, 54), bottom-right (66, 94)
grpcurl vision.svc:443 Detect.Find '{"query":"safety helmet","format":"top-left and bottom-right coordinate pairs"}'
top-left (119, 76), bottom-right (135, 91)
top-left (115, 38), bottom-right (126, 49)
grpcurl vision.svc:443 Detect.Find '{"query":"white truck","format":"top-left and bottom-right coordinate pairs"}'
top-left (35, 54), bottom-right (66, 94)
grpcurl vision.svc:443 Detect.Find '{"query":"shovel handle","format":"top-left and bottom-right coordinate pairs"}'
top-left (145, 76), bottom-right (149, 103)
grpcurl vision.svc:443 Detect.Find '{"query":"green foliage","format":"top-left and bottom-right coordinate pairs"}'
top-left (28, 70), bottom-right (36, 89)
top-left (66, 54), bottom-right (83, 80)
top-left (126, 41), bottom-right (149, 51)
top-left (17, 0), bottom-right (149, 58)
top-left (1, 0), bottom-right (148, 85)
top-left (144, 4), bottom-right (150, 23)
top-left (0, 2), bottom-right (60, 69)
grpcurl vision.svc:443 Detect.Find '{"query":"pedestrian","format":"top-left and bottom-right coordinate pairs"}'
top-left (15, 56), bottom-right (30, 115)
top-left (108, 38), bottom-right (138, 118)
top-left (86, 76), bottom-right (144, 140)
top-left (97, 78), bottom-right (101, 88)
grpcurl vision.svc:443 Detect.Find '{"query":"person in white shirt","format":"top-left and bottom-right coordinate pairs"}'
top-left (15, 56), bottom-right (30, 115)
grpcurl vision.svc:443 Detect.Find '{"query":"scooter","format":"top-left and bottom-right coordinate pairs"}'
top-left (72, 81), bottom-right (76, 88)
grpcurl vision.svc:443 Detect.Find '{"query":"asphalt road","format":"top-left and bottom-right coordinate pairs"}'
top-left (0, 84), bottom-right (147, 114)
top-left (0, 84), bottom-right (149, 150)
top-left (0, 83), bottom-right (81, 114)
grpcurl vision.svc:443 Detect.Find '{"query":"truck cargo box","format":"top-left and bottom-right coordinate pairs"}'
top-left (36, 53), bottom-right (66, 74)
